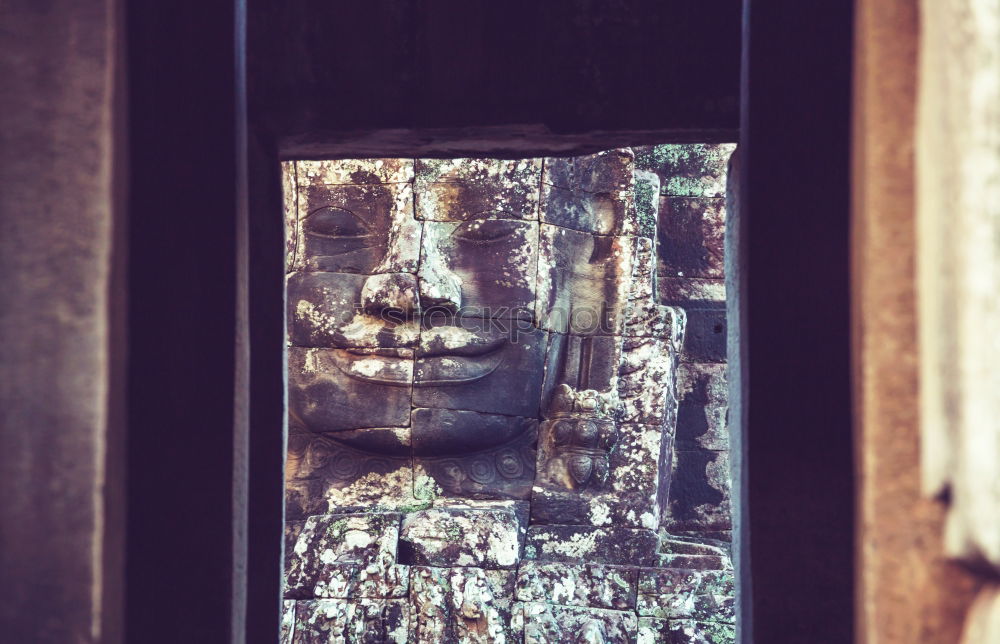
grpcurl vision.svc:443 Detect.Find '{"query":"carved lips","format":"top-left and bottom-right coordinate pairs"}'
top-left (331, 325), bottom-right (508, 387)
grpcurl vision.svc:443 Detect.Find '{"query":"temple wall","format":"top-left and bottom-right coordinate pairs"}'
top-left (281, 145), bottom-right (735, 643)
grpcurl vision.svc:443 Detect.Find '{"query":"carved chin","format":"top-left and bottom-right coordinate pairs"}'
top-left (413, 351), bottom-right (505, 386)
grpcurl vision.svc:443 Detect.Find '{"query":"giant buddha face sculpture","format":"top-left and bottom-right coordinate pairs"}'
top-left (284, 151), bottom-right (682, 527)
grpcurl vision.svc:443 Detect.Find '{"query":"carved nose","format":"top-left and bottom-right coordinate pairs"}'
top-left (361, 272), bottom-right (420, 319)
top-left (417, 244), bottom-right (462, 314)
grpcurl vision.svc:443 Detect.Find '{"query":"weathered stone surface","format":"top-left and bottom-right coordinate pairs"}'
top-left (398, 506), bottom-right (524, 569)
top-left (625, 236), bottom-right (686, 340)
top-left (418, 218), bottom-right (538, 316)
top-left (666, 450), bottom-right (732, 533)
top-left (411, 408), bottom-right (536, 457)
top-left (515, 561), bottom-right (638, 610)
top-left (282, 600), bottom-right (297, 644)
top-left (678, 303), bottom-right (726, 363)
top-left (637, 617), bottom-right (735, 644)
top-left (288, 347), bottom-right (412, 432)
top-left (540, 149), bottom-right (636, 235)
top-left (657, 554), bottom-right (729, 571)
top-left (284, 161), bottom-right (300, 272)
top-left (542, 334), bottom-right (622, 405)
top-left (633, 169), bottom-right (661, 239)
top-left (415, 158), bottom-right (541, 221)
top-left (657, 277), bottom-right (726, 304)
top-left (413, 323), bottom-right (548, 418)
top-left (637, 568), bottom-right (735, 621)
top-left (525, 525), bottom-right (658, 566)
top-left (287, 271), bottom-right (420, 349)
top-left (297, 159), bottom-right (414, 186)
top-left (293, 598), bottom-right (409, 643)
top-left (285, 433), bottom-right (414, 518)
top-left (675, 363), bottom-right (728, 451)
top-left (532, 422), bottom-right (667, 530)
top-left (618, 335), bottom-right (677, 426)
top-left (412, 409), bottom-right (537, 500)
top-left (410, 566), bottom-right (517, 643)
top-left (285, 513), bottom-right (408, 600)
top-left (296, 181), bottom-right (419, 274)
top-left (520, 601), bottom-right (638, 644)
top-left (535, 224), bottom-right (635, 335)
top-left (658, 197), bottom-right (725, 281)
top-left (634, 144), bottom-right (736, 198)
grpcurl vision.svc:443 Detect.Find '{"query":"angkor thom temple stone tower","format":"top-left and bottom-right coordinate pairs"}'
top-left (281, 146), bottom-right (734, 643)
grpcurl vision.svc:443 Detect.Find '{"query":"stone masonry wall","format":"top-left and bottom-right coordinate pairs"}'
top-left (281, 146), bottom-right (735, 643)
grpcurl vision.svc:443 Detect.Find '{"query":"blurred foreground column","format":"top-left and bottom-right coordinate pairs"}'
top-left (0, 1), bottom-right (123, 642)
top-left (915, 0), bottom-right (1000, 640)
top-left (853, 0), bottom-right (981, 641)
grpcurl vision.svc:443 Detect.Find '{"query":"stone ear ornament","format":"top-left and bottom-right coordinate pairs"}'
top-left (545, 384), bottom-right (621, 489)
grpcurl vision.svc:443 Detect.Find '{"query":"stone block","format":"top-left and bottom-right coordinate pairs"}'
top-left (285, 513), bottom-right (408, 600)
top-left (409, 566), bottom-right (517, 643)
top-left (637, 617), bottom-right (735, 644)
top-left (296, 181), bottom-right (419, 274)
top-left (514, 561), bottom-right (638, 610)
top-left (539, 149), bottom-right (635, 236)
top-left (292, 598), bottom-right (409, 643)
top-left (288, 347), bottom-right (412, 432)
top-left (411, 409), bottom-right (536, 500)
top-left (418, 218), bottom-right (538, 316)
top-left (415, 158), bottom-right (541, 221)
top-left (412, 323), bottom-right (547, 418)
top-left (658, 197), bottom-right (725, 280)
top-left (676, 363), bottom-right (728, 451)
top-left (657, 277), bottom-right (725, 304)
top-left (524, 525), bottom-right (658, 566)
top-left (666, 450), bottom-right (732, 533)
top-left (285, 432), bottom-right (414, 519)
top-left (535, 224), bottom-right (635, 335)
top-left (281, 600), bottom-right (296, 644)
top-left (398, 505), bottom-right (525, 569)
top-left (541, 334), bottom-right (622, 411)
top-left (637, 568), bottom-right (735, 621)
top-left (625, 237), bottom-right (686, 340)
top-left (286, 271), bottom-right (421, 349)
top-left (634, 144), bottom-right (736, 198)
top-left (297, 159), bottom-right (414, 186)
top-left (678, 303), bottom-right (726, 363)
top-left (532, 422), bottom-right (668, 530)
top-left (284, 161), bottom-right (299, 273)
top-left (618, 335), bottom-right (678, 426)
top-left (520, 602), bottom-right (638, 644)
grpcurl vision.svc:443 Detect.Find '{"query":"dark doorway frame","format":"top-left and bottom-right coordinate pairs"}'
top-left (124, 2), bottom-right (853, 643)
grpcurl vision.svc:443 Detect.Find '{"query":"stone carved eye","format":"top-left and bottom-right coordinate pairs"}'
top-left (451, 219), bottom-right (518, 243)
top-left (305, 206), bottom-right (371, 238)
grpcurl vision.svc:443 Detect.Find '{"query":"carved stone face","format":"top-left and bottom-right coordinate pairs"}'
top-left (285, 151), bottom-right (673, 517)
